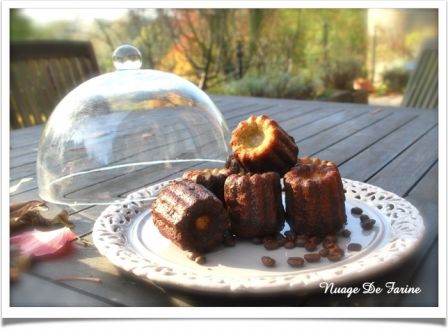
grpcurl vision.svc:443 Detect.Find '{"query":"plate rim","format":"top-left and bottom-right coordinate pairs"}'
top-left (92, 178), bottom-right (425, 294)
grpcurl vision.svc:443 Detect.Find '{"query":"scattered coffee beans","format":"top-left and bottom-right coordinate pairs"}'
top-left (264, 240), bottom-right (279, 250)
top-left (323, 241), bottom-right (337, 249)
top-left (327, 244), bottom-right (344, 261)
top-left (186, 251), bottom-right (198, 260)
top-left (308, 236), bottom-right (322, 245)
top-left (276, 234), bottom-right (287, 247)
top-left (319, 248), bottom-right (329, 257)
top-left (351, 207), bottom-right (363, 215)
top-left (304, 241), bottom-right (318, 252)
top-left (329, 246), bottom-right (345, 257)
top-left (360, 214), bottom-right (370, 221)
top-left (340, 229), bottom-right (351, 238)
top-left (323, 235), bottom-right (338, 244)
top-left (304, 253), bottom-right (321, 263)
top-left (261, 256), bottom-right (276, 267)
top-left (347, 243), bottom-right (362, 251)
top-left (361, 219), bottom-right (375, 230)
top-left (287, 257), bottom-right (305, 268)
top-left (327, 253), bottom-right (343, 262)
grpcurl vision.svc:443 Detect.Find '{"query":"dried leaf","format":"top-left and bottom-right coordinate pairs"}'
top-left (10, 200), bottom-right (47, 220)
top-left (11, 227), bottom-right (77, 257)
top-left (51, 210), bottom-right (75, 229)
top-left (10, 200), bottom-right (74, 232)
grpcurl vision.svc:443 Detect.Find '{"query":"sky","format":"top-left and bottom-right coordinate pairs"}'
top-left (22, 8), bottom-right (129, 25)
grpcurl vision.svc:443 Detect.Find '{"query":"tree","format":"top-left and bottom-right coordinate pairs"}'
top-left (157, 9), bottom-right (238, 89)
top-left (10, 9), bottom-right (35, 40)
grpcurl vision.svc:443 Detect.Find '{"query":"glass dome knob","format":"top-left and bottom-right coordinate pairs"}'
top-left (112, 44), bottom-right (143, 70)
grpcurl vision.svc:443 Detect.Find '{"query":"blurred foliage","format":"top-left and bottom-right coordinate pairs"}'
top-left (10, 9), bottom-right (373, 100)
top-left (382, 67), bottom-right (410, 93)
top-left (321, 58), bottom-right (364, 90)
top-left (212, 71), bottom-right (319, 100)
top-left (10, 9), bottom-right (35, 40)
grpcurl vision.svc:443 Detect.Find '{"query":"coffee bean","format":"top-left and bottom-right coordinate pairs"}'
top-left (304, 253), bottom-right (321, 263)
top-left (276, 235), bottom-right (287, 247)
top-left (304, 242), bottom-right (317, 252)
top-left (361, 219), bottom-right (375, 230)
top-left (194, 255), bottom-right (206, 264)
top-left (360, 214), bottom-right (370, 221)
top-left (329, 246), bottom-right (345, 257)
top-left (252, 237), bottom-right (262, 245)
top-left (351, 207), bottom-right (363, 215)
top-left (261, 256), bottom-right (276, 267)
top-left (287, 257), bottom-right (305, 268)
top-left (264, 240), bottom-right (279, 250)
top-left (319, 248), bottom-right (329, 257)
top-left (323, 241), bottom-right (337, 249)
top-left (186, 251), bottom-right (199, 260)
top-left (340, 229), bottom-right (351, 238)
top-left (308, 236), bottom-right (322, 245)
top-left (284, 231), bottom-right (296, 241)
top-left (284, 241), bottom-right (295, 249)
top-left (295, 237), bottom-right (307, 247)
top-left (328, 253), bottom-right (343, 262)
top-left (348, 243), bottom-right (362, 251)
top-left (323, 235), bottom-right (338, 244)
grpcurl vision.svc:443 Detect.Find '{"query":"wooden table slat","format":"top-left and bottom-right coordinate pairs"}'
top-left (339, 115), bottom-right (437, 183)
top-left (11, 273), bottom-right (114, 307)
top-left (368, 126), bottom-right (438, 196)
top-left (315, 112), bottom-right (418, 165)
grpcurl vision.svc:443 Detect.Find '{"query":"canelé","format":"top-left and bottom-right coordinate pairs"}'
top-left (230, 115), bottom-right (298, 175)
top-left (182, 168), bottom-right (233, 202)
top-left (151, 180), bottom-right (230, 253)
top-left (284, 157), bottom-right (346, 236)
top-left (224, 172), bottom-right (285, 238)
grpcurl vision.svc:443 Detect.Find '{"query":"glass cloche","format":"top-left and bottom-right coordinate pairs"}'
top-left (37, 45), bottom-right (230, 206)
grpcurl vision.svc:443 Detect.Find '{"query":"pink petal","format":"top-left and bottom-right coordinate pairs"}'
top-left (11, 227), bottom-right (77, 257)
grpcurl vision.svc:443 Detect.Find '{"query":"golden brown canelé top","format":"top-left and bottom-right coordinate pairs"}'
top-left (229, 115), bottom-right (298, 174)
top-left (182, 168), bottom-right (233, 179)
top-left (285, 156), bottom-right (341, 184)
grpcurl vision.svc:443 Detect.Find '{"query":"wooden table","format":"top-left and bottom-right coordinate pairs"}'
top-left (9, 95), bottom-right (438, 307)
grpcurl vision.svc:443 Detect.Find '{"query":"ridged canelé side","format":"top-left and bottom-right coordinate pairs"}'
top-left (224, 172), bottom-right (285, 237)
top-left (284, 157), bottom-right (346, 236)
top-left (151, 180), bottom-right (230, 253)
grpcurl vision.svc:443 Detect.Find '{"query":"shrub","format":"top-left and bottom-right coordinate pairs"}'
top-left (214, 72), bottom-right (319, 100)
top-left (322, 58), bottom-right (363, 90)
top-left (382, 67), bottom-right (410, 93)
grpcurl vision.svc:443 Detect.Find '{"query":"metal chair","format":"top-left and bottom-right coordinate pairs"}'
top-left (10, 40), bottom-right (100, 128)
top-left (402, 38), bottom-right (438, 110)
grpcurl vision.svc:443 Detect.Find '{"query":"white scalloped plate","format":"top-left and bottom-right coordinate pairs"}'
top-left (92, 178), bottom-right (425, 295)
